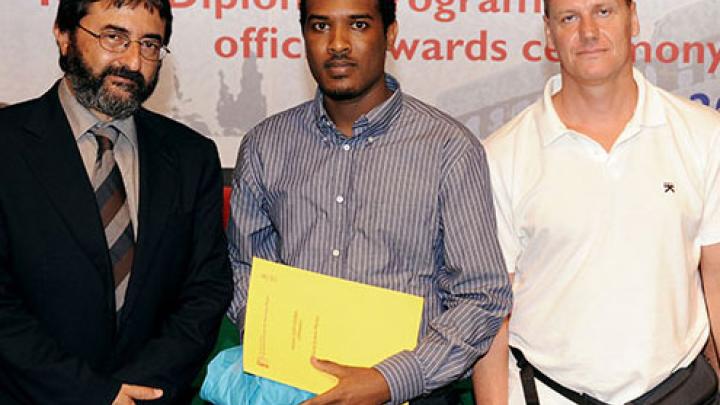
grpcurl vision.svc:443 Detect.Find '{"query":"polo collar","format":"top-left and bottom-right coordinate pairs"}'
top-left (628, 68), bottom-right (667, 129)
top-left (537, 73), bottom-right (568, 147)
top-left (537, 68), bottom-right (667, 147)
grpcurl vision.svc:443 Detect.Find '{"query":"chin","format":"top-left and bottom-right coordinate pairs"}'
top-left (321, 85), bottom-right (361, 101)
top-left (566, 64), bottom-right (614, 82)
top-left (576, 58), bottom-right (627, 76)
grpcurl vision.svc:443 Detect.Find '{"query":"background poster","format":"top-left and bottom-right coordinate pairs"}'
top-left (1, 0), bottom-right (718, 167)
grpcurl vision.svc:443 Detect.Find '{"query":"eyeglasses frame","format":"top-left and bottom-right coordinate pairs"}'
top-left (76, 23), bottom-right (170, 62)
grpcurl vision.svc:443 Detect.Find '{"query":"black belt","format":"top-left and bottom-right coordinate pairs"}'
top-left (511, 347), bottom-right (607, 405)
top-left (511, 347), bottom-right (718, 405)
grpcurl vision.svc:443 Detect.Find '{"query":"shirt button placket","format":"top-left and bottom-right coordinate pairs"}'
top-left (333, 193), bottom-right (345, 260)
top-left (332, 142), bottom-right (351, 265)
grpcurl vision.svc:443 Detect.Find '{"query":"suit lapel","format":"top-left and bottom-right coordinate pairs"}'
top-left (121, 111), bottom-right (177, 318)
top-left (19, 85), bottom-right (113, 289)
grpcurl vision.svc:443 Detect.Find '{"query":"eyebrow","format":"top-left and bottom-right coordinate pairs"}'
top-left (554, 1), bottom-right (614, 13)
top-left (306, 13), bottom-right (375, 20)
top-left (100, 24), bottom-right (163, 41)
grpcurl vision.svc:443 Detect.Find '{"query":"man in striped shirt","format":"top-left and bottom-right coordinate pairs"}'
top-left (227, 0), bottom-right (512, 403)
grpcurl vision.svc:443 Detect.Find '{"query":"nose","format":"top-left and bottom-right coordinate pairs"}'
top-left (117, 41), bottom-right (143, 71)
top-left (579, 16), bottom-right (599, 42)
top-left (328, 26), bottom-right (350, 56)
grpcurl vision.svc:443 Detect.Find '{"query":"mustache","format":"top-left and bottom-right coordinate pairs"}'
top-left (324, 54), bottom-right (357, 68)
top-left (101, 66), bottom-right (146, 87)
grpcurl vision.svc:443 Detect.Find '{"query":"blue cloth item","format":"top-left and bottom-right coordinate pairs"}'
top-left (200, 345), bottom-right (315, 405)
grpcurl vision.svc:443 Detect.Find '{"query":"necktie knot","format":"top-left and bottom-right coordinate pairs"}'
top-left (92, 125), bottom-right (120, 152)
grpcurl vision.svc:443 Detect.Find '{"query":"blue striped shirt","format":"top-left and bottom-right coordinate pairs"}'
top-left (227, 76), bottom-right (511, 403)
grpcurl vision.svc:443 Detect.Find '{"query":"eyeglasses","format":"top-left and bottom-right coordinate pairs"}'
top-left (76, 23), bottom-right (170, 61)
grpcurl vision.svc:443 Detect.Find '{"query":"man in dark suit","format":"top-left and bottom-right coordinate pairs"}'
top-left (0, 1), bottom-right (232, 404)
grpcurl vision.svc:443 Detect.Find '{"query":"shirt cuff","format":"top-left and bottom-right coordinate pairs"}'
top-left (374, 350), bottom-right (425, 404)
top-left (698, 228), bottom-right (720, 247)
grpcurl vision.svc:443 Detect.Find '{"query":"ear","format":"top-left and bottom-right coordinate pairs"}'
top-left (629, 1), bottom-right (640, 37)
top-left (543, 16), bottom-right (556, 51)
top-left (53, 25), bottom-right (71, 57)
top-left (385, 21), bottom-right (398, 51)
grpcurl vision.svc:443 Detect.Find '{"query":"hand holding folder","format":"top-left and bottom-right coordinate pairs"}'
top-left (243, 258), bottom-right (425, 395)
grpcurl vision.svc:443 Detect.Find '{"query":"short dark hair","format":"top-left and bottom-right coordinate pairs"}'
top-left (55, 0), bottom-right (173, 45)
top-left (298, 0), bottom-right (396, 33)
top-left (544, 0), bottom-right (633, 17)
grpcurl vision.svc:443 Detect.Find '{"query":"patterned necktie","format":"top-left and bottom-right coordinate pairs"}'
top-left (90, 125), bottom-right (134, 312)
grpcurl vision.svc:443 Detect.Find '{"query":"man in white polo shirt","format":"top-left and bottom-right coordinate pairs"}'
top-left (472, 0), bottom-right (720, 403)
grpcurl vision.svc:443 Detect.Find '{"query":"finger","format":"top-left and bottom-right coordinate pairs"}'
top-left (311, 357), bottom-right (348, 378)
top-left (112, 394), bottom-right (135, 405)
top-left (124, 384), bottom-right (164, 400)
top-left (301, 388), bottom-right (342, 405)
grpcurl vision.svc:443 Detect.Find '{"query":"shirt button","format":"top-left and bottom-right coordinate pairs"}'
top-left (336, 195), bottom-right (345, 204)
top-left (342, 144), bottom-right (351, 151)
top-left (367, 137), bottom-right (375, 144)
top-left (332, 249), bottom-right (340, 257)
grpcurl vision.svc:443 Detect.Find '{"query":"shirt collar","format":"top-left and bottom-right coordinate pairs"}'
top-left (628, 67), bottom-right (667, 129)
top-left (58, 77), bottom-right (138, 146)
top-left (312, 74), bottom-right (403, 139)
top-left (537, 67), bottom-right (666, 147)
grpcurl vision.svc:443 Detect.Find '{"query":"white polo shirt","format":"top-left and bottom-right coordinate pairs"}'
top-left (484, 69), bottom-right (720, 404)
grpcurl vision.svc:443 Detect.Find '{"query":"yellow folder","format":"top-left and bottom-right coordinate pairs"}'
top-left (243, 258), bottom-right (424, 394)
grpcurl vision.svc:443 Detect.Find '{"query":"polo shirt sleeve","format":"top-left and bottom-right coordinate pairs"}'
top-left (484, 141), bottom-right (522, 274)
top-left (698, 130), bottom-right (720, 246)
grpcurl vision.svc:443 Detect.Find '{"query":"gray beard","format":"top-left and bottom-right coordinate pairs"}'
top-left (62, 42), bottom-right (159, 119)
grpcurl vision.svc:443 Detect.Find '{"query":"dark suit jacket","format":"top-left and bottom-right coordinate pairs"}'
top-left (0, 83), bottom-right (233, 404)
